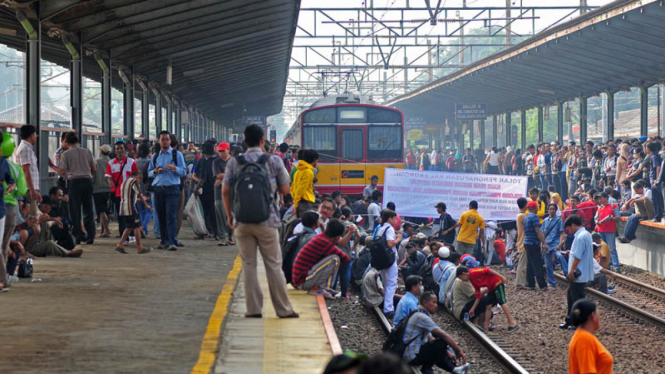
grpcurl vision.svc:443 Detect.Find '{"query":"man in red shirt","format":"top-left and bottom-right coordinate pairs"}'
top-left (292, 219), bottom-right (355, 298)
top-left (565, 193), bottom-right (596, 232)
top-left (458, 266), bottom-right (518, 333)
top-left (594, 192), bottom-right (620, 272)
top-left (105, 141), bottom-right (139, 236)
top-left (406, 149), bottom-right (417, 170)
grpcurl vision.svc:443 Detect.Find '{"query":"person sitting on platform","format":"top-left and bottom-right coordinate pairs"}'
top-left (618, 180), bottom-right (655, 244)
top-left (402, 292), bottom-right (470, 374)
top-left (393, 275), bottom-right (423, 325)
top-left (292, 219), bottom-right (353, 298)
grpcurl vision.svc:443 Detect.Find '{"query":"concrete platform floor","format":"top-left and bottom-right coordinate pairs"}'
top-left (0, 225), bottom-right (238, 374)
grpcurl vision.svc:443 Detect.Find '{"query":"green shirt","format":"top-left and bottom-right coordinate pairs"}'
top-left (4, 159), bottom-right (27, 206)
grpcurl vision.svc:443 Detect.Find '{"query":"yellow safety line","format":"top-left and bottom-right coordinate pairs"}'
top-left (190, 255), bottom-right (242, 374)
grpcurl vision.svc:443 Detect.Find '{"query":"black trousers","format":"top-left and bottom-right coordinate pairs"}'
top-left (69, 178), bottom-right (95, 242)
top-left (525, 243), bottom-right (547, 289)
top-left (566, 281), bottom-right (587, 324)
top-left (409, 339), bottom-right (456, 373)
top-left (200, 192), bottom-right (218, 237)
top-left (112, 195), bottom-right (125, 235)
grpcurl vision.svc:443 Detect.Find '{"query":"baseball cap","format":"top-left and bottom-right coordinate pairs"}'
top-left (415, 233), bottom-right (427, 240)
top-left (460, 254), bottom-right (480, 269)
top-left (217, 142), bottom-right (230, 152)
top-left (526, 201), bottom-right (538, 209)
top-left (100, 144), bottom-right (112, 153)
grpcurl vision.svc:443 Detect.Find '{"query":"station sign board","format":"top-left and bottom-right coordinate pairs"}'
top-left (455, 103), bottom-right (487, 120)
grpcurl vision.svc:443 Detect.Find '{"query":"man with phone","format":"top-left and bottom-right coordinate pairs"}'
top-left (560, 214), bottom-right (595, 330)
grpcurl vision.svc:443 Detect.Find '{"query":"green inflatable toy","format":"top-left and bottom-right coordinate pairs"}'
top-left (1, 132), bottom-right (15, 158)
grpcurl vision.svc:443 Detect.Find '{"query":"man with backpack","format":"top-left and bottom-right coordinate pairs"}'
top-left (372, 209), bottom-right (401, 319)
top-left (430, 202), bottom-right (457, 245)
top-left (222, 124), bottom-right (299, 319)
top-left (393, 275), bottom-right (423, 325)
top-left (400, 292), bottom-right (470, 374)
top-left (147, 131), bottom-right (186, 251)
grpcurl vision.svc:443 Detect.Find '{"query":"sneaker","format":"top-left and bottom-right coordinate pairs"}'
top-left (157, 243), bottom-right (167, 250)
top-left (127, 236), bottom-right (137, 244)
top-left (507, 325), bottom-right (519, 334)
top-left (167, 244), bottom-right (178, 251)
top-left (452, 363), bottom-right (470, 374)
top-left (8, 275), bottom-right (18, 283)
top-left (606, 289), bottom-right (615, 294)
top-left (608, 283), bottom-right (615, 290)
top-left (176, 241), bottom-right (185, 247)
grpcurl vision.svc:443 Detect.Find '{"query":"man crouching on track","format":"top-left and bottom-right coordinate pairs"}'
top-left (402, 292), bottom-right (470, 374)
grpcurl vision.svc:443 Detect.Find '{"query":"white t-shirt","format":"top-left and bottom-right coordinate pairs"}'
top-left (293, 217), bottom-right (328, 235)
top-left (488, 151), bottom-right (500, 166)
top-left (368, 202), bottom-right (382, 230)
top-left (376, 223), bottom-right (397, 251)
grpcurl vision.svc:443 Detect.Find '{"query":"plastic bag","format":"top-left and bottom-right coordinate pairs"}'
top-left (184, 194), bottom-right (207, 237)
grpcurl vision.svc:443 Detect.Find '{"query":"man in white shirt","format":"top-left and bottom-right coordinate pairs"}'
top-left (363, 175), bottom-right (379, 198)
top-left (618, 181), bottom-right (654, 243)
top-left (367, 190), bottom-right (383, 232)
top-left (374, 209), bottom-right (401, 318)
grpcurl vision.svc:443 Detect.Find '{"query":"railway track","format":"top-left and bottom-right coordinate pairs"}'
top-left (554, 272), bottom-right (665, 329)
top-left (371, 306), bottom-right (532, 374)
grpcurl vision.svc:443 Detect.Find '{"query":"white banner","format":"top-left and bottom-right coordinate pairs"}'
top-left (383, 169), bottom-right (528, 221)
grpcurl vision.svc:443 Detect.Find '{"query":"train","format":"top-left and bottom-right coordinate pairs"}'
top-left (284, 93), bottom-right (405, 195)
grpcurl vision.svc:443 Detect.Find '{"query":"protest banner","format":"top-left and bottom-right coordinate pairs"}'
top-left (382, 168), bottom-right (528, 221)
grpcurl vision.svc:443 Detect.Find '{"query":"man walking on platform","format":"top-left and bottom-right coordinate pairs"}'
top-left (223, 124), bottom-right (298, 319)
top-left (13, 125), bottom-right (40, 216)
top-left (58, 132), bottom-right (96, 244)
top-left (148, 131), bottom-right (186, 251)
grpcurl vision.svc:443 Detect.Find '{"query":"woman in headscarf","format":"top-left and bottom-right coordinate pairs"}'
top-left (616, 143), bottom-right (631, 192)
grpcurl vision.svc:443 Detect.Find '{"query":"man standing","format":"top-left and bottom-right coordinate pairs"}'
top-left (148, 131), bottom-right (186, 251)
top-left (560, 214), bottom-right (595, 329)
top-left (58, 132), bottom-right (96, 245)
top-left (367, 190), bottom-right (382, 232)
top-left (213, 142), bottom-right (233, 246)
top-left (451, 201), bottom-right (485, 256)
top-left (514, 198), bottom-right (528, 287)
top-left (523, 201), bottom-right (549, 290)
top-left (431, 202), bottom-right (457, 245)
top-left (594, 192), bottom-right (620, 272)
top-left (106, 141), bottom-right (139, 238)
top-left (291, 149), bottom-right (318, 217)
top-left (93, 145), bottom-right (112, 237)
top-left (363, 175), bottom-right (379, 198)
top-left (222, 124), bottom-right (298, 319)
top-left (193, 141), bottom-right (219, 239)
top-left (462, 148), bottom-right (475, 173)
top-left (13, 125), bottom-right (41, 216)
top-left (647, 141), bottom-right (663, 222)
top-left (0, 133), bottom-right (18, 292)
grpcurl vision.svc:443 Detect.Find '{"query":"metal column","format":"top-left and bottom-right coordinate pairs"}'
top-left (556, 102), bottom-right (564, 145)
top-left (579, 97), bottom-right (588, 145)
top-left (166, 95), bottom-right (173, 134)
top-left (175, 101), bottom-right (182, 141)
top-left (99, 57), bottom-right (112, 145)
top-left (122, 73), bottom-right (134, 139)
top-left (69, 42), bottom-right (83, 142)
top-left (154, 88), bottom-right (162, 135)
top-left (606, 92), bottom-right (615, 142)
top-left (141, 86), bottom-right (149, 140)
top-left (492, 115), bottom-right (498, 147)
top-left (479, 120), bottom-right (486, 152)
top-left (640, 86), bottom-right (649, 137)
top-left (522, 109), bottom-right (528, 149)
top-left (505, 113), bottom-right (511, 147)
top-left (537, 107), bottom-right (543, 143)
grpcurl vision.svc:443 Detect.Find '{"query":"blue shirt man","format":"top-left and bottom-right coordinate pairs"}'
top-left (393, 291), bottom-right (419, 325)
top-left (523, 212), bottom-right (541, 246)
top-left (148, 147), bottom-right (186, 186)
top-left (541, 215), bottom-right (563, 250)
top-left (568, 225), bottom-right (594, 283)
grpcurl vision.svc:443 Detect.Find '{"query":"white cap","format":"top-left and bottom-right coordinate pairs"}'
top-left (438, 246), bottom-right (450, 259)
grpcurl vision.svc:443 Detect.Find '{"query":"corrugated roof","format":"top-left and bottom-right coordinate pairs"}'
top-left (386, 0), bottom-right (665, 123)
top-left (0, 0), bottom-right (300, 121)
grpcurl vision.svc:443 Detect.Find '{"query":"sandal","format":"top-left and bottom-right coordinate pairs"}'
top-left (227, 239), bottom-right (236, 245)
top-left (100, 233), bottom-right (111, 238)
top-left (115, 247), bottom-right (128, 254)
top-left (218, 241), bottom-right (229, 246)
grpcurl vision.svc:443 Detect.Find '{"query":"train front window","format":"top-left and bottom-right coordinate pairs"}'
top-left (303, 108), bottom-right (336, 123)
top-left (303, 126), bottom-right (337, 159)
top-left (368, 107), bottom-right (402, 123)
top-left (338, 108), bottom-right (366, 123)
top-left (368, 125), bottom-right (402, 160)
top-left (341, 129), bottom-right (363, 161)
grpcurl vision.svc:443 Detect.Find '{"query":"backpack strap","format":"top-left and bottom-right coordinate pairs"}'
top-left (236, 155), bottom-right (247, 165)
top-left (257, 154), bottom-right (269, 165)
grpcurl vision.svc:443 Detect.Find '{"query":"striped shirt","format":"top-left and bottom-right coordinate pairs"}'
top-left (118, 177), bottom-right (141, 216)
top-left (402, 308), bottom-right (438, 362)
top-left (292, 233), bottom-right (350, 287)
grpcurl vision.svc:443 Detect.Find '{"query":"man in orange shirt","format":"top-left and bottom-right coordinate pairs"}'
top-left (458, 266), bottom-right (518, 333)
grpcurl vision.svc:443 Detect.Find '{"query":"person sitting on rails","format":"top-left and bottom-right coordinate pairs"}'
top-left (432, 247), bottom-right (455, 301)
top-left (591, 233), bottom-right (611, 270)
top-left (361, 266), bottom-right (384, 308)
top-left (465, 265), bottom-right (519, 333)
top-left (402, 292), bottom-right (470, 374)
top-left (291, 149), bottom-right (318, 218)
top-left (589, 243), bottom-right (614, 294)
top-left (374, 209), bottom-right (401, 319)
top-left (568, 299), bottom-right (614, 374)
top-left (450, 200), bottom-right (485, 256)
top-left (618, 180), bottom-right (655, 244)
top-left (393, 275), bottom-right (423, 325)
top-left (350, 196), bottom-right (371, 230)
top-left (593, 192), bottom-right (621, 273)
top-left (542, 203), bottom-right (567, 287)
top-left (292, 219), bottom-right (353, 298)
top-left (398, 242), bottom-right (426, 283)
top-left (452, 266), bottom-right (487, 330)
top-left (441, 251), bottom-right (463, 308)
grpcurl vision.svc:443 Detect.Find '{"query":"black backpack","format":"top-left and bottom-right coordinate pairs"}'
top-left (282, 232), bottom-right (306, 285)
top-left (419, 256), bottom-right (438, 295)
top-left (382, 310), bottom-right (423, 356)
top-left (368, 226), bottom-right (395, 270)
top-left (233, 154), bottom-right (272, 224)
top-left (351, 247), bottom-right (372, 286)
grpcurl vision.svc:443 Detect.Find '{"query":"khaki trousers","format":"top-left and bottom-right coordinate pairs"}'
top-left (516, 249), bottom-right (528, 287)
top-left (235, 223), bottom-right (295, 317)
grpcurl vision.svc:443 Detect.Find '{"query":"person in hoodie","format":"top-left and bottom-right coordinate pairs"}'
top-left (291, 149), bottom-right (318, 218)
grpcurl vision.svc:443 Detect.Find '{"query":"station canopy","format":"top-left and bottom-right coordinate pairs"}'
top-left (386, 0), bottom-right (665, 123)
top-left (0, 0), bottom-right (300, 120)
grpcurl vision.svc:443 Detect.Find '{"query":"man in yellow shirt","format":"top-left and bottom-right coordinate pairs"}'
top-left (451, 200), bottom-right (485, 255)
top-left (291, 149), bottom-right (318, 217)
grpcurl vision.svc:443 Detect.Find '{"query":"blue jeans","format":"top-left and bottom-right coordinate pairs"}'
top-left (544, 249), bottom-right (569, 286)
top-left (539, 174), bottom-right (549, 190)
top-left (623, 214), bottom-right (641, 241)
top-left (653, 183), bottom-right (664, 221)
top-left (137, 199), bottom-right (152, 235)
top-left (150, 192), bottom-right (161, 238)
top-left (154, 185), bottom-right (180, 246)
top-left (598, 232), bottom-right (620, 270)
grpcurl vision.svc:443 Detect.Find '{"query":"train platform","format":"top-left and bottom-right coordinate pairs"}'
top-left (213, 256), bottom-right (341, 374)
top-left (0, 226), bottom-right (239, 374)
